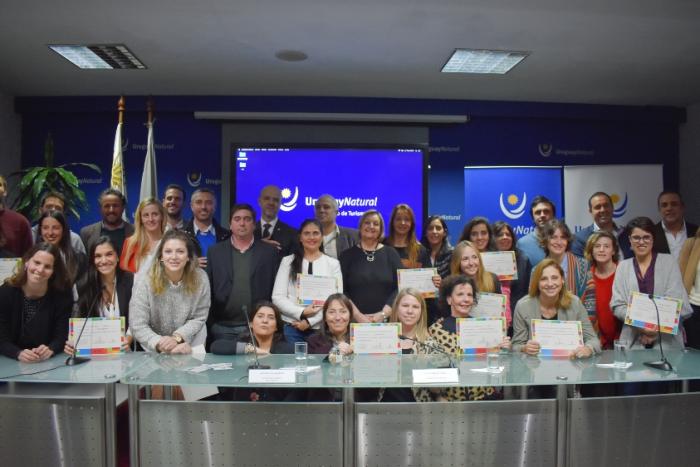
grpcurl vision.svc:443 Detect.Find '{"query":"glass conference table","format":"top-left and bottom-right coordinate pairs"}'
top-left (123, 349), bottom-right (700, 467)
top-left (0, 353), bottom-right (147, 467)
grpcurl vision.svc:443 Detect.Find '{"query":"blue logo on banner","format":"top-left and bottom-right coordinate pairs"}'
top-left (611, 192), bottom-right (628, 218)
top-left (280, 186), bottom-right (299, 212)
top-left (464, 167), bottom-right (563, 233)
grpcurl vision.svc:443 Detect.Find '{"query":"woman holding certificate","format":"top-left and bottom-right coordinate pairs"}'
top-left (65, 236), bottom-right (134, 354)
top-left (130, 229), bottom-right (210, 354)
top-left (450, 240), bottom-right (502, 294)
top-left (512, 259), bottom-right (601, 358)
top-left (340, 210), bottom-right (402, 323)
top-left (611, 217), bottom-right (692, 350)
top-left (0, 243), bottom-right (73, 361)
top-left (492, 221), bottom-right (532, 331)
top-left (120, 198), bottom-right (166, 275)
top-left (308, 293), bottom-right (354, 357)
top-left (384, 204), bottom-right (430, 268)
top-left (272, 219), bottom-right (343, 344)
top-left (426, 275), bottom-right (510, 401)
top-left (421, 215), bottom-right (454, 323)
top-left (583, 231), bottom-right (621, 349)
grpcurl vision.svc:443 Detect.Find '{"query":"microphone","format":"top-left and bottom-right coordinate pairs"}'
top-left (66, 284), bottom-right (105, 366)
top-left (243, 305), bottom-right (270, 369)
top-left (399, 334), bottom-right (457, 370)
top-left (643, 294), bottom-right (674, 371)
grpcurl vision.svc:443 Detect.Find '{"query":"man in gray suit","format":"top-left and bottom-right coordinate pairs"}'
top-left (79, 188), bottom-right (134, 255)
top-left (314, 194), bottom-right (358, 259)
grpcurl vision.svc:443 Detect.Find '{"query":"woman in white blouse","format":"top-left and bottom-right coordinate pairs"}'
top-left (272, 219), bottom-right (343, 344)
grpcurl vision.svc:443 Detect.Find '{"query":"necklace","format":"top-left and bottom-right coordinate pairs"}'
top-left (361, 247), bottom-right (376, 262)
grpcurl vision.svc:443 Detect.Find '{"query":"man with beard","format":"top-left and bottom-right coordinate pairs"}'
top-left (571, 192), bottom-right (628, 258)
top-left (162, 184), bottom-right (186, 230)
top-left (183, 188), bottom-right (230, 267)
top-left (80, 188), bottom-right (134, 256)
top-left (515, 195), bottom-right (556, 267)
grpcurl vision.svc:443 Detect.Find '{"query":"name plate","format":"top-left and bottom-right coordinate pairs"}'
top-left (248, 368), bottom-right (297, 384)
top-left (412, 368), bottom-right (460, 384)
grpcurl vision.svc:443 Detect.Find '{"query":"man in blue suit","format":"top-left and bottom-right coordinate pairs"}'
top-left (571, 192), bottom-right (628, 258)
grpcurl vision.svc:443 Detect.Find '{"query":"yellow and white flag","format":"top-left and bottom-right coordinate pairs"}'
top-left (110, 121), bottom-right (126, 198)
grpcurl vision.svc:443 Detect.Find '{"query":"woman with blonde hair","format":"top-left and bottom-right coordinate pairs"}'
top-left (450, 240), bottom-right (501, 294)
top-left (120, 197), bottom-right (167, 274)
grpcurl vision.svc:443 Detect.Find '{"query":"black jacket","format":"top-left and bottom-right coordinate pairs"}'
top-left (254, 219), bottom-right (298, 257)
top-left (653, 221), bottom-right (699, 255)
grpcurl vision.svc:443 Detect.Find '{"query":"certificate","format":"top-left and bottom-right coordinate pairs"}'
top-left (0, 258), bottom-right (20, 283)
top-left (350, 323), bottom-right (401, 354)
top-left (470, 292), bottom-right (507, 319)
top-left (624, 291), bottom-right (682, 335)
top-left (397, 267), bottom-right (439, 298)
top-left (296, 273), bottom-right (339, 305)
top-left (480, 251), bottom-right (518, 280)
top-left (69, 317), bottom-right (125, 356)
top-left (530, 319), bottom-right (584, 356)
top-left (457, 318), bottom-right (506, 354)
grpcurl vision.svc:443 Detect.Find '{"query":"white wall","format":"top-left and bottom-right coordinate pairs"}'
top-left (0, 92), bottom-right (21, 197)
top-left (679, 103), bottom-right (700, 223)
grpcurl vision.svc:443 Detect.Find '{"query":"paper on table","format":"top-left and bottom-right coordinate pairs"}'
top-left (471, 293), bottom-right (507, 319)
top-left (351, 323), bottom-right (401, 354)
top-left (625, 291), bottom-right (682, 335)
top-left (0, 258), bottom-right (20, 283)
top-left (248, 368), bottom-right (297, 384)
top-left (530, 319), bottom-right (583, 356)
top-left (412, 368), bottom-right (460, 384)
top-left (397, 267), bottom-right (439, 298)
top-left (457, 318), bottom-right (506, 354)
top-left (595, 362), bottom-right (633, 369)
top-left (296, 274), bottom-right (339, 305)
top-left (480, 251), bottom-right (518, 280)
top-left (470, 366), bottom-right (505, 373)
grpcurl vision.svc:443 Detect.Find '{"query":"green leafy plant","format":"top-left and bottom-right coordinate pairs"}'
top-left (11, 133), bottom-right (101, 221)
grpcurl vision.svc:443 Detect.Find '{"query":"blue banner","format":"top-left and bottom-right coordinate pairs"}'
top-left (463, 167), bottom-right (563, 237)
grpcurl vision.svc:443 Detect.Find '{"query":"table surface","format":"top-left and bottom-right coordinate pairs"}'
top-left (116, 348), bottom-right (700, 388)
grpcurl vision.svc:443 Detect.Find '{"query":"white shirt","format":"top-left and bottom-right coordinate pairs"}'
top-left (662, 221), bottom-right (688, 261)
top-left (260, 217), bottom-right (278, 236)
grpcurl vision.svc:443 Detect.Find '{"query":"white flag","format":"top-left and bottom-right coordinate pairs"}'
top-left (139, 121), bottom-right (158, 202)
top-left (110, 121), bottom-right (126, 198)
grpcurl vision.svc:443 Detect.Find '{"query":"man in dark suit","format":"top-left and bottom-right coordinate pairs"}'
top-left (571, 191), bottom-right (629, 258)
top-left (206, 203), bottom-right (281, 346)
top-left (254, 185), bottom-right (297, 257)
top-left (182, 188), bottom-right (230, 267)
top-left (653, 191), bottom-right (698, 260)
top-left (79, 188), bottom-right (134, 256)
top-left (314, 194), bottom-right (358, 259)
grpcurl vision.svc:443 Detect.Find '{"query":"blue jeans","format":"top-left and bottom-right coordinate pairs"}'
top-left (283, 324), bottom-right (315, 345)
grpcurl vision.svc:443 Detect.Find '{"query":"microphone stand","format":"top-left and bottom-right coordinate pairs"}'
top-left (66, 285), bottom-right (105, 366)
top-left (643, 294), bottom-right (674, 372)
top-left (244, 306), bottom-right (270, 369)
top-left (400, 334), bottom-right (457, 370)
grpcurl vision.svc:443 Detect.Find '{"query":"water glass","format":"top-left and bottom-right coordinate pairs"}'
top-left (295, 342), bottom-right (308, 372)
top-left (487, 352), bottom-right (500, 371)
top-left (614, 339), bottom-right (629, 368)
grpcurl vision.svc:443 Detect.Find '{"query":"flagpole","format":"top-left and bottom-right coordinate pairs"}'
top-left (139, 96), bottom-right (158, 202)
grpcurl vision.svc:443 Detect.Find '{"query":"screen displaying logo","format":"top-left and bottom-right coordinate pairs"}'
top-left (280, 186), bottom-right (299, 212)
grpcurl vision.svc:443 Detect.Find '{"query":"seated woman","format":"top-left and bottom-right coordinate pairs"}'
top-left (0, 243), bottom-right (73, 361)
top-left (130, 229), bottom-right (210, 354)
top-left (37, 210), bottom-right (87, 285)
top-left (425, 275), bottom-right (510, 401)
top-left (538, 219), bottom-right (594, 313)
top-left (421, 215), bottom-right (453, 323)
top-left (272, 219), bottom-right (343, 344)
top-left (611, 217), bottom-right (692, 350)
top-left (384, 204), bottom-right (430, 268)
top-left (459, 216), bottom-right (494, 253)
top-left (65, 236), bottom-right (134, 354)
top-left (308, 293), bottom-right (354, 357)
top-left (513, 259), bottom-right (601, 358)
top-left (492, 221), bottom-right (532, 333)
top-left (583, 231), bottom-right (621, 349)
top-left (120, 198), bottom-right (166, 275)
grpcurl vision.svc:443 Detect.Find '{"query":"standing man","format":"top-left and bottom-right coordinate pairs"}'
top-left (516, 195), bottom-right (556, 267)
top-left (571, 192), bottom-right (628, 258)
top-left (654, 191), bottom-right (698, 260)
top-left (206, 203), bottom-right (280, 345)
top-left (79, 188), bottom-right (134, 255)
top-left (183, 188), bottom-right (230, 266)
top-left (314, 194), bottom-right (358, 259)
top-left (0, 174), bottom-right (32, 257)
top-left (254, 185), bottom-right (297, 257)
top-left (31, 191), bottom-right (86, 254)
top-left (162, 184), bottom-right (185, 230)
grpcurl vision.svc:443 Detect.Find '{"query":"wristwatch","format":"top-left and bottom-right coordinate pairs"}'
top-left (172, 333), bottom-right (185, 345)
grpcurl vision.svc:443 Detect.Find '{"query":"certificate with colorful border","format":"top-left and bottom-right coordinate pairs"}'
top-left (625, 291), bottom-right (682, 335)
top-left (470, 293), bottom-right (507, 319)
top-left (296, 273), bottom-right (339, 305)
top-left (0, 257), bottom-right (20, 283)
top-left (457, 317), bottom-right (506, 354)
top-left (69, 317), bottom-right (125, 356)
top-left (530, 319), bottom-right (583, 356)
top-left (481, 251), bottom-right (518, 280)
top-left (397, 267), bottom-right (439, 298)
top-left (350, 323), bottom-right (401, 355)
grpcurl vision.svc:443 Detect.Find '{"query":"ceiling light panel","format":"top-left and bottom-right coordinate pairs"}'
top-left (442, 49), bottom-right (528, 74)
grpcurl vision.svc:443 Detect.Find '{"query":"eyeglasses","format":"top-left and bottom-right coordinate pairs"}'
top-left (630, 235), bottom-right (653, 244)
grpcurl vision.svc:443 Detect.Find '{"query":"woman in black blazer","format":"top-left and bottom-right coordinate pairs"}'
top-left (0, 242), bottom-right (73, 361)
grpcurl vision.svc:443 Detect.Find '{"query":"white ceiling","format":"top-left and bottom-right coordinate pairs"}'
top-left (2, 0), bottom-right (700, 106)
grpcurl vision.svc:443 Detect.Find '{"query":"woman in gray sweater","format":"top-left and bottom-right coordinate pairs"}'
top-left (130, 229), bottom-right (210, 353)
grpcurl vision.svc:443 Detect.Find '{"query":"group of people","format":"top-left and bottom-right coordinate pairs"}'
top-left (1, 172), bottom-right (699, 400)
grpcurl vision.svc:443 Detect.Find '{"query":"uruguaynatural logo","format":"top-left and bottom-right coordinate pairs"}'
top-left (538, 143), bottom-right (553, 158)
top-left (499, 192), bottom-right (528, 219)
top-left (611, 192), bottom-right (628, 218)
top-left (187, 172), bottom-right (202, 188)
top-left (280, 186), bottom-right (299, 212)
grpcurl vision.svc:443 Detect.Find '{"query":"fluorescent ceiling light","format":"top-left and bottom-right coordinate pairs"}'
top-left (442, 49), bottom-right (528, 74)
top-left (49, 44), bottom-right (146, 69)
